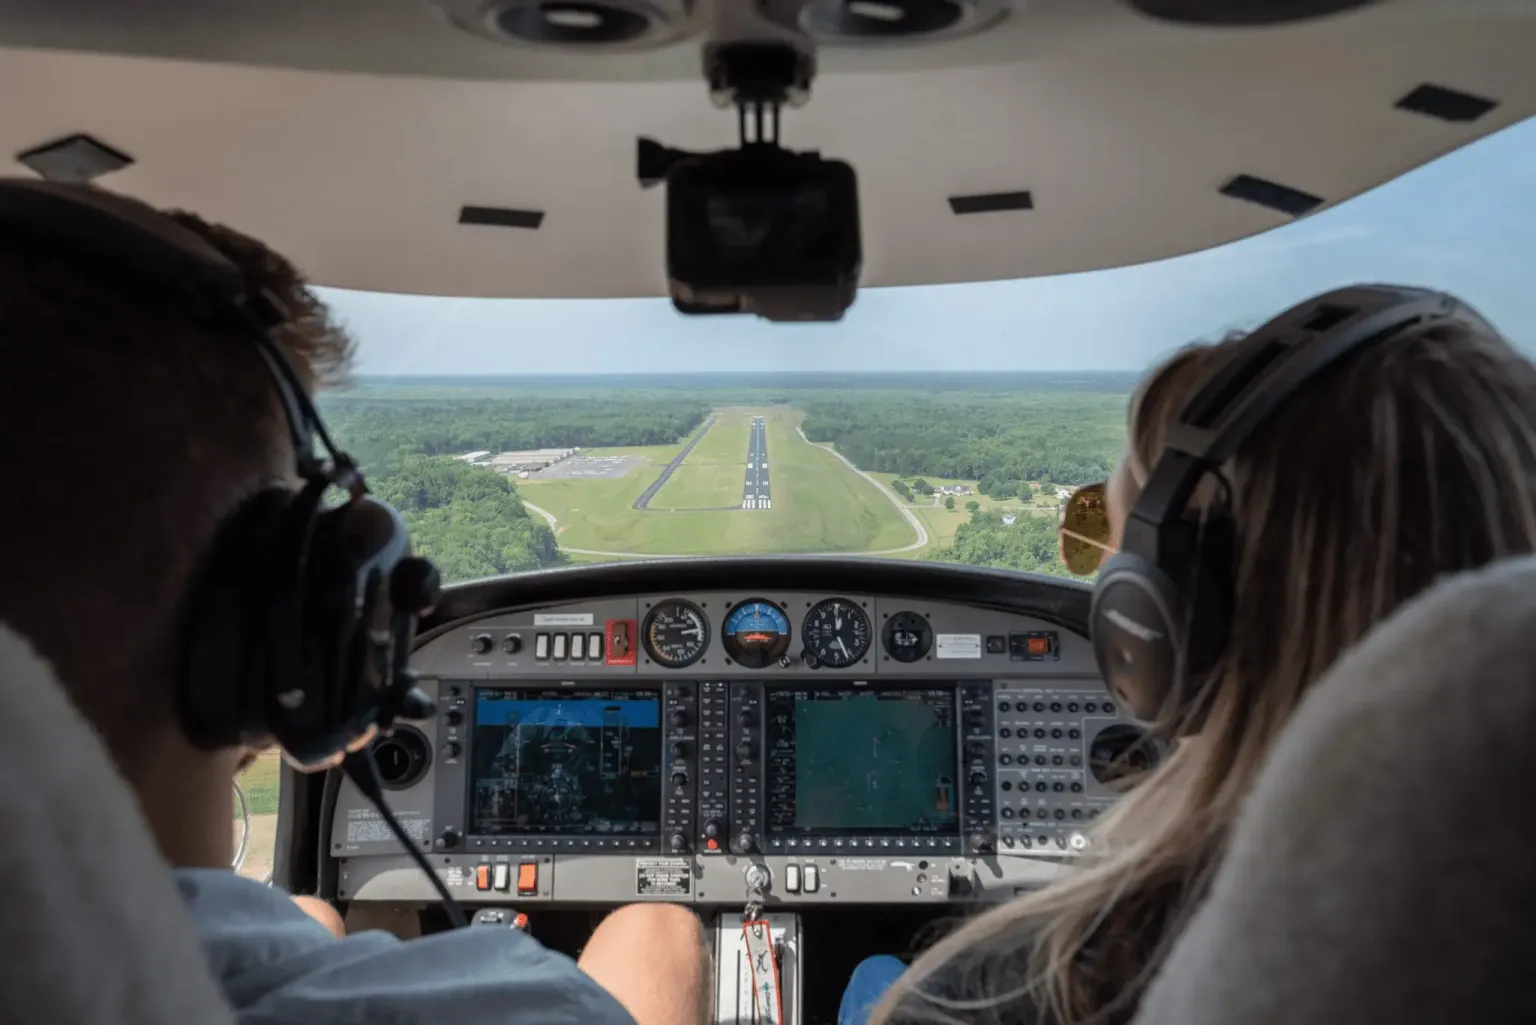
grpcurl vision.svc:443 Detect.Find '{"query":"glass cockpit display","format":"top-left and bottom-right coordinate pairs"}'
top-left (469, 688), bottom-right (662, 836)
top-left (764, 685), bottom-right (960, 836)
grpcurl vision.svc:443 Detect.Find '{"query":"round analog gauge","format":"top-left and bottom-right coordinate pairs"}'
top-left (801, 598), bottom-right (872, 668)
top-left (722, 600), bottom-right (792, 669)
top-left (642, 599), bottom-right (710, 669)
top-left (882, 610), bottom-right (933, 663)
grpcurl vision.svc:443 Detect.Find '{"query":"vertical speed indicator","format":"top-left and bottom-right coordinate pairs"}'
top-left (801, 598), bottom-right (872, 668)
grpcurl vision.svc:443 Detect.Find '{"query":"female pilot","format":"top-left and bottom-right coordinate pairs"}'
top-left (842, 287), bottom-right (1536, 1025)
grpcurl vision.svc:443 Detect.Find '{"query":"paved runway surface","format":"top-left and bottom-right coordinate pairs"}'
top-left (632, 416), bottom-right (717, 510)
top-left (742, 416), bottom-right (772, 510)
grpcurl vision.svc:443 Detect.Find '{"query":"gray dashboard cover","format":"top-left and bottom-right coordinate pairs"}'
top-left (0, 622), bottom-right (235, 1025)
top-left (1133, 555), bottom-right (1536, 1025)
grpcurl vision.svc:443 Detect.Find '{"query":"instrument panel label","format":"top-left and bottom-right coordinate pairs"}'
top-left (636, 857), bottom-right (692, 896)
top-left (534, 612), bottom-right (594, 626)
top-left (935, 633), bottom-right (982, 659)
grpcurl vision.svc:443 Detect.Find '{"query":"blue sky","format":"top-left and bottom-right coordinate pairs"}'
top-left (322, 117), bottom-right (1534, 375)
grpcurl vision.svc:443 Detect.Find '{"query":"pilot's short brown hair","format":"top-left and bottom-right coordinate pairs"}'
top-left (0, 200), bottom-right (354, 778)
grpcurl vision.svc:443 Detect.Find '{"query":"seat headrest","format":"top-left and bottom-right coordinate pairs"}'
top-left (0, 623), bottom-right (234, 1025)
top-left (1133, 555), bottom-right (1536, 1025)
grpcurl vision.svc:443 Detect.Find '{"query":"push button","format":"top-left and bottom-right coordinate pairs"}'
top-left (475, 865), bottom-right (491, 891)
top-left (552, 634), bottom-right (568, 660)
top-left (588, 632), bottom-right (604, 658)
top-left (802, 865), bottom-right (819, 893)
top-left (535, 634), bottom-right (550, 660)
top-left (517, 862), bottom-right (538, 895)
top-left (784, 865), bottom-right (801, 893)
top-left (569, 634), bottom-right (586, 660)
top-left (492, 863), bottom-right (510, 892)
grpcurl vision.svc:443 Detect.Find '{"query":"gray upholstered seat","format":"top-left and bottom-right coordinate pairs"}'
top-left (1133, 556), bottom-right (1536, 1025)
top-left (0, 623), bottom-right (233, 1025)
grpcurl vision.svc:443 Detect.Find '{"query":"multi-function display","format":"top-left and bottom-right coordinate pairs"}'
top-left (764, 685), bottom-right (960, 837)
top-left (469, 688), bottom-right (663, 837)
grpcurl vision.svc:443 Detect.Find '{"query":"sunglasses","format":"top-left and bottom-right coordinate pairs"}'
top-left (1058, 481), bottom-right (1115, 576)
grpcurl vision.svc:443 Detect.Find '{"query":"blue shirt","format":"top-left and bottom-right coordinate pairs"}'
top-left (176, 869), bottom-right (636, 1025)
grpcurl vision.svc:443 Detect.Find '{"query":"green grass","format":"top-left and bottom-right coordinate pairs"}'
top-left (234, 750), bottom-right (282, 817)
top-left (519, 407), bottom-right (916, 556)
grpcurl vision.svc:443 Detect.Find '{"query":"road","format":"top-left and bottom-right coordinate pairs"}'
top-left (742, 415), bottom-right (771, 510)
top-left (519, 428), bottom-right (929, 559)
top-left (632, 416), bottom-right (716, 510)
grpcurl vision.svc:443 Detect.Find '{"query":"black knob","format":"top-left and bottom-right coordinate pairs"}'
top-left (670, 709), bottom-right (689, 728)
top-left (669, 833), bottom-right (688, 853)
top-left (736, 740), bottom-right (756, 761)
top-left (502, 634), bottom-right (523, 654)
top-left (444, 709), bottom-right (464, 727)
top-left (470, 633), bottom-right (494, 655)
top-left (736, 832), bottom-right (755, 853)
top-left (777, 654), bottom-right (794, 669)
top-left (669, 741), bottom-right (688, 759)
top-left (738, 710), bottom-right (757, 728)
top-left (437, 827), bottom-right (461, 849)
top-left (442, 741), bottom-right (462, 759)
top-left (966, 741), bottom-right (986, 758)
top-left (801, 650), bottom-right (820, 669)
top-left (391, 556), bottom-right (442, 615)
top-left (671, 768), bottom-right (689, 786)
top-left (969, 834), bottom-right (991, 853)
top-left (968, 769), bottom-right (988, 786)
top-left (704, 820), bottom-right (721, 839)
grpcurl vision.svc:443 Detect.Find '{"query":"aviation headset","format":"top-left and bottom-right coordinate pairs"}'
top-left (1091, 283), bottom-right (1498, 731)
top-left (0, 177), bottom-right (440, 768)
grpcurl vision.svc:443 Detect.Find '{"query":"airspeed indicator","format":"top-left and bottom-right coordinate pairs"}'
top-left (801, 598), bottom-right (871, 668)
top-left (642, 599), bottom-right (710, 669)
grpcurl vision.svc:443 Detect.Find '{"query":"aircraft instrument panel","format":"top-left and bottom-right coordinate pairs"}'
top-left (332, 590), bottom-right (1156, 908)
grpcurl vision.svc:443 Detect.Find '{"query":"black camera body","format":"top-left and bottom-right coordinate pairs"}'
top-left (637, 40), bottom-right (863, 322)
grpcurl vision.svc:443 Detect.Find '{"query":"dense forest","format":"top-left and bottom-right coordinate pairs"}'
top-left (800, 391), bottom-right (1126, 500)
top-left (321, 376), bottom-right (1132, 579)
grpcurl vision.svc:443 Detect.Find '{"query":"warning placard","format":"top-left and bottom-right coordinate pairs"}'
top-left (636, 857), bottom-right (691, 896)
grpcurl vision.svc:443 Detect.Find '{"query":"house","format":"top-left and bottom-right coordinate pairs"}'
top-left (1002, 513), bottom-right (1018, 526)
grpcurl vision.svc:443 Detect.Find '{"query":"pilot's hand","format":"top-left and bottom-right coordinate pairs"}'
top-left (292, 894), bottom-right (347, 939)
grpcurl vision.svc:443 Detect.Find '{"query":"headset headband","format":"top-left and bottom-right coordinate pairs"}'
top-left (1124, 284), bottom-right (1485, 561)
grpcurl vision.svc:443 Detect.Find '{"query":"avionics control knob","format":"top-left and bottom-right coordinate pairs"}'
top-left (970, 833), bottom-right (992, 854)
top-left (442, 741), bottom-right (463, 760)
top-left (670, 709), bottom-right (689, 728)
top-left (669, 833), bottom-right (689, 853)
top-left (736, 832), bottom-right (756, 853)
top-left (470, 633), bottom-right (494, 655)
top-left (703, 820), bottom-right (722, 839)
top-left (444, 709), bottom-right (464, 727)
top-left (736, 740), bottom-right (756, 761)
top-left (669, 741), bottom-right (689, 759)
top-left (437, 827), bottom-right (461, 850)
top-left (968, 769), bottom-right (988, 786)
top-left (777, 654), bottom-right (795, 669)
top-left (502, 634), bottom-right (523, 654)
top-left (738, 710), bottom-right (757, 728)
top-left (671, 768), bottom-right (689, 786)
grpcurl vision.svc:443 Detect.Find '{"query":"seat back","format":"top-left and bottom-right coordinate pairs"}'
top-left (0, 623), bottom-right (234, 1025)
top-left (1132, 556), bottom-right (1536, 1025)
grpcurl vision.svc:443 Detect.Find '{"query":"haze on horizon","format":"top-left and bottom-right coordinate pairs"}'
top-left (321, 118), bottom-right (1535, 377)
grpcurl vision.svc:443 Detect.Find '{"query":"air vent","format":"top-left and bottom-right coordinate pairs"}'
top-left (761, 0), bottom-right (1009, 43)
top-left (1395, 84), bottom-right (1499, 124)
top-left (438, 0), bottom-right (699, 50)
top-left (1219, 174), bottom-right (1323, 218)
top-left (1122, 0), bottom-right (1381, 24)
top-left (948, 191), bottom-right (1033, 216)
top-left (15, 134), bottom-right (133, 184)
top-left (459, 205), bottom-right (545, 230)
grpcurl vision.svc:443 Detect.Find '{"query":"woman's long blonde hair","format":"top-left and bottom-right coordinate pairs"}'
top-left (873, 312), bottom-right (1536, 1025)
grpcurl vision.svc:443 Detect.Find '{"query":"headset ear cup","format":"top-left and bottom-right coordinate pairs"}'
top-left (181, 488), bottom-right (294, 750)
top-left (1091, 549), bottom-right (1185, 723)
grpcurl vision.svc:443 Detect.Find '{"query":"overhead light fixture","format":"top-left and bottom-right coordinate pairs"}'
top-left (436, 0), bottom-right (700, 50)
top-left (1122, 0), bottom-right (1382, 25)
top-left (15, 134), bottom-right (133, 184)
top-left (760, 0), bottom-right (1012, 43)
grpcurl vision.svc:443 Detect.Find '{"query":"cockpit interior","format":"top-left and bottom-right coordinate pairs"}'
top-left (4, 1), bottom-right (1536, 1024)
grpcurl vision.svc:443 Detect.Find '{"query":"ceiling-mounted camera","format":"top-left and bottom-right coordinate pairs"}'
top-left (637, 38), bottom-right (862, 322)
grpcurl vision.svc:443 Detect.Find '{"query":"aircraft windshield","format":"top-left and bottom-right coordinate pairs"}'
top-left (317, 121), bottom-right (1533, 580)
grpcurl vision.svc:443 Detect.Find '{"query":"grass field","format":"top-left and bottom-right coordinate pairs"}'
top-left (521, 407), bottom-right (917, 556)
top-left (234, 750), bottom-right (281, 882)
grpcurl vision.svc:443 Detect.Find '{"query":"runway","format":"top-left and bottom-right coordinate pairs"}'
top-left (742, 415), bottom-right (772, 510)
